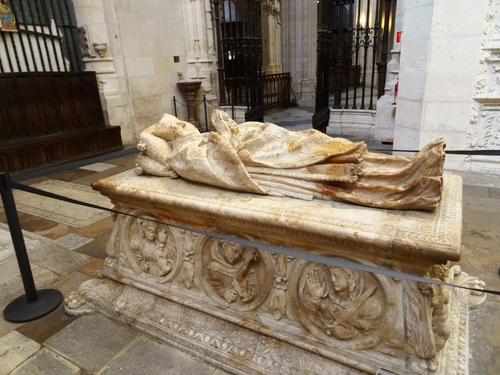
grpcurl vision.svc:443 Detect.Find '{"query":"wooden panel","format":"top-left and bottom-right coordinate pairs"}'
top-left (0, 71), bottom-right (121, 173)
top-left (46, 142), bottom-right (65, 162)
top-left (11, 150), bottom-right (31, 171)
top-left (0, 155), bottom-right (8, 171)
top-left (30, 146), bottom-right (49, 166)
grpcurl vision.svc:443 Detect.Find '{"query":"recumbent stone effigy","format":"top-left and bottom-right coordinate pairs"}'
top-left (65, 111), bottom-right (485, 374)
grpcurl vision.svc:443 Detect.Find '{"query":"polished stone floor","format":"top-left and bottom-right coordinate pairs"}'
top-left (0, 108), bottom-right (499, 374)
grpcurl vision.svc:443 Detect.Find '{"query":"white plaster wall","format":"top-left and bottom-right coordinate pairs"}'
top-left (395, 0), bottom-right (491, 175)
top-left (74, 0), bottom-right (188, 145)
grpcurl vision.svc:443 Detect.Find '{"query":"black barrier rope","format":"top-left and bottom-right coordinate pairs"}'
top-left (370, 148), bottom-right (500, 156)
top-left (6, 178), bottom-right (500, 298)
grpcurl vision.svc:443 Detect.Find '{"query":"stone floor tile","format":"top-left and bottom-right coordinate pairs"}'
top-left (29, 245), bottom-right (92, 277)
top-left (0, 316), bottom-right (22, 339)
top-left (459, 245), bottom-right (500, 303)
top-left (0, 224), bottom-right (52, 265)
top-left (16, 303), bottom-right (77, 345)
top-left (45, 314), bottom-right (137, 373)
top-left (489, 186), bottom-right (500, 199)
top-left (97, 337), bottom-right (216, 375)
top-left (49, 168), bottom-right (96, 182)
top-left (56, 233), bottom-right (92, 251)
top-left (12, 180), bottom-right (112, 228)
top-left (75, 216), bottom-right (115, 239)
top-left (0, 265), bottom-right (60, 307)
top-left (469, 299), bottom-right (500, 375)
top-left (77, 258), bottom-right (104, 277)
top-left (79, 162), bottom-right (117, 172)
top-left (462, 208), bottom-right (500, 250)
top-left (0, 331), bottom-right (40, 375)
top-left (50, 270), bottom-right (93, 298)
top-left (10, 347), bottom-right (81, 375)
top-left (462, 184), bottom-right (490, 198)
top-left (463, 195), bottom-right (500, 212)
top-left (0, 212), bottom-right (62, 239)
top-left (74, 232), bottom-right (110, 259)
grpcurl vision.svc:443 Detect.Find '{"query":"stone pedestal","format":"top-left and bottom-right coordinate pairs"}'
top-left (66, 171), bottom-right (484, 374)
top-left (177, 81), bottom-right (202, 129)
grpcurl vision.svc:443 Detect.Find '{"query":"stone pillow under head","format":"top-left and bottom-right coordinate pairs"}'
top-left (153, 114), bottom-right (200, 141)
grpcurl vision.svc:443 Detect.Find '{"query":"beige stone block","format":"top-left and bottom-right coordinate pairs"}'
top-left (120, 36), bottom-right (139, 57)
top-left (128, 77), bottom-right (149, 97)
top-left (403, 4), bottom-right (433, 41)
top-left (153, 57), bottom-right (172, 76)
top-left (132, 96), bottom-right (162, 116)
top-left (148, 75), bottom-right (169, 95)
top-left (136, 114), bottom-right (161, 132)
top-left (115, 0), bottom-right (132, 13)
top-left (430, 38), bottom-right (480, 71)
top-left (432, 1), bottom-right (484, 37)
top-left (137, 38), bottom-right (162, 57)
top-left (0, 331), bottom-right (40, 374)
top-left (124, 57), bottom-right (155, 77)
top-left (117, 16), bottom-right (148, 37)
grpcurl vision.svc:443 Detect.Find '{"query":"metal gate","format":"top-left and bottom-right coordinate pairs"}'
top-left (212, 0), bottom-right (264, 122)
top-left (313, 0), bottom-right (334, 133)
top-left (330, 0), bottom-right (395, 110)
top-left (0, 0), bottom-right (83, 73)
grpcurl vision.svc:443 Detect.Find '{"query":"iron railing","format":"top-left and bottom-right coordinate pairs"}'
top-left (0, 0), bottom-right (83, 73)
top-left (329, 0), bottom-right (395, 110)
top-left (224, 72), bottom-right (292, 111)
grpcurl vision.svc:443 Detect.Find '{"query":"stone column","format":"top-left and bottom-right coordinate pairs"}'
top-left (281, 0), bottom-right (317, 105)
top-left (393, 0), bottom-right (485, 162)
top-left (374, 0), bottom-right (402, 141)
top-left (182, 0), bottom-right (215, 98)
top-left (261, 1), bottom-right (282, 75)
top-left (177, 81), bottom-right (202, 129)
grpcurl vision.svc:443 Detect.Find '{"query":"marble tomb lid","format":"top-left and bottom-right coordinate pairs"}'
top-left (92, 170), bottom-right (462, 264)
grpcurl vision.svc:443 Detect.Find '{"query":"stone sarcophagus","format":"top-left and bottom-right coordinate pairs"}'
top-left (66, 171), bottom-right (484, 374)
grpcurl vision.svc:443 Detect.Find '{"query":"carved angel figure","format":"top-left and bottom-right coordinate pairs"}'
top-left (135, 110), bottom-right (446, 210)
top-left (301, 266), bottom-right (382, 340)
top-left (130, 217), bottom-right (175, 277)
top-left (206, 240), bottom-right (259, 304)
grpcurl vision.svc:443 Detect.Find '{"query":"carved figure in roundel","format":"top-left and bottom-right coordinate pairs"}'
top-left (129, 216), bottom-right (176, 278)
top-left (199, 238), bottom-right (273, 310)
top-left (294, 262), bottom-right (395, 349)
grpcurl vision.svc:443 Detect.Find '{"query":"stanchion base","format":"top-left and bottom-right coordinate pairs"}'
top-left (3, 289), bottom-right (64, 323)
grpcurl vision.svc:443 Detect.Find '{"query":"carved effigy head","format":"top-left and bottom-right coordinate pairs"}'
top-left (153, 114), bottom-right (200, 141)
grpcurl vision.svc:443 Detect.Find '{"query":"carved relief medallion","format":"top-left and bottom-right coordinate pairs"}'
top-left (123, 214), bottom-right (181, 283)
top-left (196, 237), bottom-right (273, 311)
top-left (291, 259), bottom-right (397, 349)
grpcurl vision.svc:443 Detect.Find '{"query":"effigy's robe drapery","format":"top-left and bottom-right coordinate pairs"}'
top-left (134, 111), bottom-right (446, 211)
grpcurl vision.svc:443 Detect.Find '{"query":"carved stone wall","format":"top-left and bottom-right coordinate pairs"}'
top-left (467, 1), bottom-right (500, 156)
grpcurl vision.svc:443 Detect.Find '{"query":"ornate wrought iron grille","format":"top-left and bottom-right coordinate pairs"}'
top-left (329, 0), bottom-right (395, 110)
top-left (0, 0), bottom-right (83, 73)
top-left (212, 0), bottom-right (264, 121)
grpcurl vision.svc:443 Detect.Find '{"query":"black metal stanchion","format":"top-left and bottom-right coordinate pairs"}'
top-left (0, 172), bottom-right (63, 322)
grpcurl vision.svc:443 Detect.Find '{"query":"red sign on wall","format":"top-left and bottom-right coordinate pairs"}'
top-left (396, 30), bottom-right (403, 43)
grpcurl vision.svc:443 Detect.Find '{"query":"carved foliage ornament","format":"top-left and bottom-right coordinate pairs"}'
top-left (262, 0), bottom-right (281, 25)
top-left (468, 0), bottom-right (500, 150)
